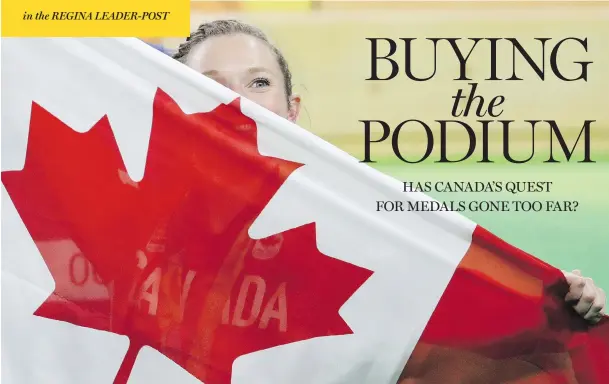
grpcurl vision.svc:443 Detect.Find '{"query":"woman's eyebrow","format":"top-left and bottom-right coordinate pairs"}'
top-left (202, 70), bottom-right (219, 77)
top-left (201, 67), bottom-right (275, 77)
top-left (247, 67), bottom-right (273, 75)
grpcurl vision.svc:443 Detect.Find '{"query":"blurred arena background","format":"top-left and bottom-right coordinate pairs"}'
top-left (144, 1), bottom-right (609, 287)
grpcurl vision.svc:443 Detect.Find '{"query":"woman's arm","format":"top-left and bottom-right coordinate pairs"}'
top-left (563, 269), bottom-right (606, 323)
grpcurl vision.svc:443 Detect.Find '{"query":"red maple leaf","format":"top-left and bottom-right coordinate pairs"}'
top-left (2, 89), bottom-right (373, 384)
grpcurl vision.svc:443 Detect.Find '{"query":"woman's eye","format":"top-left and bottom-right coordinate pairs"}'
top-left (250, 77), bottom-right (271, 88)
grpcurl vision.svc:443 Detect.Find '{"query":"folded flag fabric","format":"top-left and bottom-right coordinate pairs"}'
top-left (1, 38), bottom-right (608, 384)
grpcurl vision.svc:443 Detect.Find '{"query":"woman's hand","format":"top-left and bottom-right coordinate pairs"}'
top-left (563, 269), bottom-right (606, 323)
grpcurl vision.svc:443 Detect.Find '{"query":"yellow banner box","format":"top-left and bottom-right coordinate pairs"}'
top-left (2, 0), bottom-right (190, 37)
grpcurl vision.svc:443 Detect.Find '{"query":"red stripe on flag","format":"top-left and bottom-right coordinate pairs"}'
top-left (399, 225), bottom-right (609, 384)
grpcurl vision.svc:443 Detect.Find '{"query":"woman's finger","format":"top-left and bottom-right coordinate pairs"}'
top-left (564, 271), bottom-right (586, 302)
top-left (584, 288), bottom-right (606, 323)
top-left (573, 278), bottom-right (596, 316)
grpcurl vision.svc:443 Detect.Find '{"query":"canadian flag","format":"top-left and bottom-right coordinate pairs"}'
top-left (2, 38), bottom-right (608, 384)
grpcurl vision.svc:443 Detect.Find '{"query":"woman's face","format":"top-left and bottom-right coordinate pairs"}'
top-left (186, 33), bottom-right (300, 123)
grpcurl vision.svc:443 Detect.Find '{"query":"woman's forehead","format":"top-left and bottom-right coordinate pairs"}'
top-left (187, 34), bottom-right (281, 76)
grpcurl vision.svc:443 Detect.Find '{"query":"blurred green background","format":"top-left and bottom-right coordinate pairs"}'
top-left (149, 1), bottom-right (609, 288)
